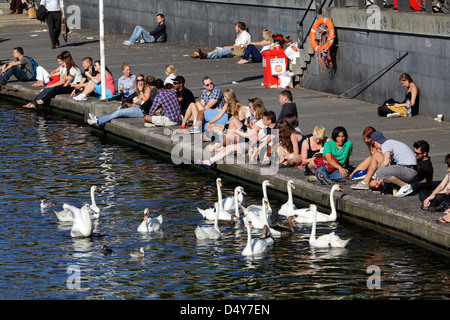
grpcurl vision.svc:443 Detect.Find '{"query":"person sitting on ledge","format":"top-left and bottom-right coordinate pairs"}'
top-left (123, 13), bottom-right (166, 45)
top-left (72, 60), bottom-right (116, 101)
top-left (143, 83), bottom-right (182, 127)
top-left (1, 47), bottom-right (35, 88)
top-left (236, 28), bottom-right (272, 64)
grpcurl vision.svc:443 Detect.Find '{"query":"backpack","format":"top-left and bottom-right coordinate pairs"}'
top-left (25, 56), bottom-right (38, 79)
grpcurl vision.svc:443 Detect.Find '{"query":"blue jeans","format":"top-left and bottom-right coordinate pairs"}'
top-left (315, 166), bottom-right (344, 181)
top-left (0, 66), bottom-right (30, 85)
top-left (97, 106), bottom-right (145, 125)
top-left (207, 48), bottom-right (232, 59)
top-left (242, 45), bottom-right (262, 62)
top-left (129, 26), bottom-right (155, 43)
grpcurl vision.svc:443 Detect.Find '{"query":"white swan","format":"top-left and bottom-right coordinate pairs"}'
top-left (69, 203), bottom-right (93, 238)
top-left (241, 198), bottom-right (271, 229)
top-left (309, 204), bottom-right (350, 248)
top-left (137, 208), bottom-right (163, 232)
top-left (53, 186), bottom-right (101, 222)
top-left (244, 180), bottom-right (273, 215)
top-left (89, 185), bottom-right (100, 217)
top-left (242, 220), bottom-right (271, 256)
top-left (222, 186), bottom-right (245, 212)
top-left (54, 207), bottom-right (73, 222)
top-left (197, 182), bottom-right (242, 222)
top-left (195, 202), bottom-right (221, 240)
top-left (293, 184), bottom-right (342, 223)
top-left (278, 180), bottom-right (298, 217)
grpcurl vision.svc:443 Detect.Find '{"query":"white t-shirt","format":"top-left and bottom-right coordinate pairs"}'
top-left (235, 30), bottom-right (251, 46)
top-left (382, 139), bottom-right (417, 166)
top-left (164, 73), bottom-right (176, 84)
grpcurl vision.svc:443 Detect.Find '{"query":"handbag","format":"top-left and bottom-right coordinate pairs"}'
top-left (231, 46), bottom-right (245, 58)
top-left (314, 155), bottom-right (339, 172)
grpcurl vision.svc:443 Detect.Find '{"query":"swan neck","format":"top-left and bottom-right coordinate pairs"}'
top-left (330, 187), bottom-right (337, 218)
top-left (91, 187), bottom-right (97, 206)
top-left (309, 210), bottom-right (317, 243)
top-left (234, 191), bottom-right (240, 218)
top-left (217, 182), bottom-right (223, 210)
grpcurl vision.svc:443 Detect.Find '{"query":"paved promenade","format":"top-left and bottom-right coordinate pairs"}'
top-left (1, 24), bottom-right (450, 255)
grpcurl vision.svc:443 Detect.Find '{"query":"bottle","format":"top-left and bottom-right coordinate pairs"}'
top-left (406, 99), bottom-right (411, 117)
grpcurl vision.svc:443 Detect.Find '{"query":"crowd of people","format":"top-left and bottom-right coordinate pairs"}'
top-left (1, 18), bottom-right (449, 223)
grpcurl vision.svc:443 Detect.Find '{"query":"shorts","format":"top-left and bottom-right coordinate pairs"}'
top-left (376, 165), bottom-right (417, 183)
top-left (203, 109), bottom-right (229, 131)
top-left (151, 116), bottom-right (180, 127)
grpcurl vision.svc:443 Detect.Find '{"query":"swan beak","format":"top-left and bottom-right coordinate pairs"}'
top-left (291, 184), bottom-right (296, 189)
top-left (249, 221), bottom-right (254, 228)
top-left (339, 187), bottom-right (343, 192)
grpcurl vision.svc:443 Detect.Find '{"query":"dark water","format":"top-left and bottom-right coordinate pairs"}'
top-left (1, 99), bottom-right (449, 300)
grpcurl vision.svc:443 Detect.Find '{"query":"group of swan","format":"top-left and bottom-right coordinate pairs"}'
top-left (137, 208), bottom-right (163, 233)
top-left (53, 186), bottom-right (101, 222)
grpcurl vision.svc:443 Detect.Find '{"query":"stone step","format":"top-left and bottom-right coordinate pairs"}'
top-left (0, 4), bottom-right (43, 26)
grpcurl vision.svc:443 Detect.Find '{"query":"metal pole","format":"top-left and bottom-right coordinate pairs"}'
top-left (99, 0), bottom-right (106, 100)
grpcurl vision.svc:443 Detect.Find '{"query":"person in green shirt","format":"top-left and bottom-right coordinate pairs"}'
top-left (315, 126), bottom-right (353, 185)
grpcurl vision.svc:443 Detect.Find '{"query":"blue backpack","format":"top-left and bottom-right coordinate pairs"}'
top-left (25, 56), bottom-right (38, 79)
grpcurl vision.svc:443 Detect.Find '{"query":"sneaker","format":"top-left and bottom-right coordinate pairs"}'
top-left (123, 40), bottom-right (133, 45)
top-left (87, 114), bottom-right (98, 126)
top-left (139, 39), bottom-right (145, 43)
top-left (393, 184), bottom-right (413, 198)
top-left (73, 93), bottom-right (87, 101)
top-left (144, 122), bottom-right (155, 127)
top-left (185, 126), bottom-right (201, 134)
top-left (316, 172), bottom-right (332, 185)
top-left (351, 169), bottom-right (367, 180)
top-left (387, 112), bottom-right (401, 118)
top-left (351, 181), bottom-right (369, 190)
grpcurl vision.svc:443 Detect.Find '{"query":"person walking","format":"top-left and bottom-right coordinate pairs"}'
top-left (40, 0), bottom-right (66, 49)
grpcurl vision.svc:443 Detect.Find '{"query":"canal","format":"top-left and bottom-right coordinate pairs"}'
top-left (1, 99), bottom-right (449, 299)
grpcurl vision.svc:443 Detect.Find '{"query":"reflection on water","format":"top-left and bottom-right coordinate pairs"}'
top-left (0, 99), bottom-right (449, 300)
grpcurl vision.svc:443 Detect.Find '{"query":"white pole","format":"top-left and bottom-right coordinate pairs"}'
top-left (99, 0), bottom-right (106, 100)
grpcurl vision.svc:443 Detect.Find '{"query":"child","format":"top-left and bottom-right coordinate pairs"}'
top-left (164, 64), bottom-right (176, 85)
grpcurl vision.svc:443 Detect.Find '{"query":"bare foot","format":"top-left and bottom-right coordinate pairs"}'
top-left (23, 103), bottom-right (36, 109)
top-left (236, 59), bottom-right (249, 64)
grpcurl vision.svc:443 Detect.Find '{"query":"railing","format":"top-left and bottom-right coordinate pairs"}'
top-left (298, 0), bottom-right (334, 49)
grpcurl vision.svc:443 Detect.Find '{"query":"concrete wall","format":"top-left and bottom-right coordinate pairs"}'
top-left (68, 0), bottom-right (449, 119)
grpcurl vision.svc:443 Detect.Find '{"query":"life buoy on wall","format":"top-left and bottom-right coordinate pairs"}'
top-left (309, 17), bottom-right (335, 54)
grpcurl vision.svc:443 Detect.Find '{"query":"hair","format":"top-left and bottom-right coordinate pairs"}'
top-left (313, 125), bottom-right (326, 140)
top-left (60, 51), bottom-right (78, 72)
top-left (263, 29), bottom-right (272, 42)
top-left (224, 89), bottom-right (242, 117)
top-left (202, 76), bottom-right (212, 84)
top-left (13, 47), bottom-right (24, 55)
top-left (413, 140), bottom-right (430, 155)
top-left (363, 126), bottom-right (376, 150)
top-left (253, 102), bottom-right (267, 121)
top-left (165, 83), bottom-right (174, 89)
top-left (165, 64), bottom-right (176, 75)
top-left (146, 75), bottom-right (155, 86)
top-left (279, 89), bottom-right (293, 102)
top-left (283, 114), bottom-right (298, 129)
top-left (331, 126), bottom-right (348, 142)
top-left (157, 13), bottom-right (165, 19)
top-left (94, 59), bottom-right (112, 76)
top-left (134, 73), bottom-right (148, 92)
top-left (445, 154), bottom-right (450, 167)
top-left (82, 57), bottom-right (93, 64)
top-left (154, 78), bottom-right (164, 90)
top-left (121, 62), bottom-right (130, 70)
top-left (176, 75), bottom-right (185, 85)
top-left (399, 73), bottom-right (413, 83)
top-left (235, 22), bottom-right (247, 31)
top-left (248, 97), bottom-right (263, 105)
top-left (277, 118), bottom-right (300, 153)
top-left (263, 110), bottom-right (276, 124)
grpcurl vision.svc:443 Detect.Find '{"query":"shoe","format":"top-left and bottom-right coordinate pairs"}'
top-left (195, 159), bottom-right (213, 170)
top-left (123, 40), bottom-right (133, 45)
top-left (56, 39), bottom-right (60, 47)
top-left (139, 39), bottom-right (145, 43)
top-left (198, 49), bottom-right (208, 59)
top-left (179, 125), bottom-right (186, 129)
top-left (144, 122), bottom-right (155, 127)
top-left (307, 176), bottom-right (317, 183)
top-left (186, 126), bottom-right (201, 134)
top-left (436, 216), bottom-right (450, 224)
top-left (87, 114), bottom-right (98, 126)
top-left (351, 181), bottom-right (369, 190)
top-left (316, 172), bottom-right (332, 185)
top-left (393, 184), bottom-right (413, 198)
top-left (73, 93), bottom-right (87, 101)
top-left (351, 169), bottom-right (367, 180)
top-left (387, 113), bottom-right (401, 118)
top-left (51, 45), bottom-right (56, 49)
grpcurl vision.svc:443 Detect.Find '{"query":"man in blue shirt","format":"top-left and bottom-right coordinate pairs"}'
top-left (123, 14), bottom-right (167, 45)
top-left (117, 63), bottom-right (136, 100)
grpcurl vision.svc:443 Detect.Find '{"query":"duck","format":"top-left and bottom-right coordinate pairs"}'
top-left (197, 179), bottom-right (241, 222)
top-left (137, 208), bottom-right (163, 233)
top-left (309, 204), bottom-right (350, 248)
top-left (101, 245), bottom-right (113, 255)
top-left (293, 184), bottom-right (342, 223)
top-left (278, 180), bottom-right (298, 217)
top-left (244, 180), bottom-right (273, 215)
top-left (195, 202), bottom-right (221, 240)
top-left (241, 220), bottom-right (271, 256)
top-left (266, 215), bottom-right (297, 238)
top-left (222, 186), bottom-right (246, 212)
top-left (69, 203), bottom-right (93, 238)
top-left (40, 199), bottom-right (55, 210)
top-left (130, 247), bottom-right (145, 258)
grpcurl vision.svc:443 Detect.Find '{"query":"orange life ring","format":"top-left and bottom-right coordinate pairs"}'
top-left (309, 17), bottom-right (335, 54)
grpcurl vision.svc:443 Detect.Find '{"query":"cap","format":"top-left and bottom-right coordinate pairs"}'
top-left (370, 131), bottom-right (387, 144)
top-left (173, 75), bottom-right (184, 84)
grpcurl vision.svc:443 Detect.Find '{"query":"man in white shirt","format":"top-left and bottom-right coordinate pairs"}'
top-left (192, 22), bottom-right (251, 59)
top-left (40, 0), bottom-right (65, 49)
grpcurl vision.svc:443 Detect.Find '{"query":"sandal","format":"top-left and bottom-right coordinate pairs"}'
top-left (195, 159), bottom-right (213, 170)
top-left (436, 216), bottom-right (450, 224)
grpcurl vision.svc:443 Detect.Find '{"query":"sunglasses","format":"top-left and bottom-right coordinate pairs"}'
top-left (137, 79), bottom-right (145, 82)
top-left (204, 82), bottom-right (214, 87)
top-left (172, 81), bottom-right (179, 85)
top-left (414, 151), bottom-right (423, 155)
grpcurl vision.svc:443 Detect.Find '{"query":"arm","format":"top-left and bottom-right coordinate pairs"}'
top-left (204, 99), bottom-right (218, 110)
top-left (301, 138), bottom-right (313, 165)
top-left (381, 151), bottom-right (391, 167)
top-left (423, 175), bottom-right (449, 208)
top-left (324, 152), bottom-right (348, 178)
top-left (206, 106), bottom-right (227, 130)
top-left (1, 60), bottom-right (21, 74)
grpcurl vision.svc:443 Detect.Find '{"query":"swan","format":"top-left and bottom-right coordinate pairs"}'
top-left (137, 208), bottom-right (163, 233)
top-left (244, 180), bottom-right (273, 215)
top-left (293, 184), bottom-right (342, 223)
top-left (222, 186), bottom-right (246, 212)
top-left (130, 247), bottom-right (145, 258)
top-left (278, 180), bottom-right (298, 217)
top-left (195, 202), bottom-right (221, 240)
top-left (54, 207), bottom-right (73, 222)
top-left (309, 204), bottom-right (350, 248)
top-left (242, 220), bottom-right (271, 256)
top-left (241, 198), bottom-right (271, 229)
top-left (89, 185), bottom-right (100, 218)
top-left (53, 186), bottom-right (101, 222)
top-left (69, 203), bottom-right (93, 238)
top-left (197, 182), bottom-right (242, 222)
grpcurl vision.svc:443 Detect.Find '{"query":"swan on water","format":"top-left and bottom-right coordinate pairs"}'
top-left (309, 204), bottom-right (350, 248)
top-left (54, 207), bottom-right (73, 222)
top-left (242, 220), bottom-right (271, 256)
top-left (69, 203), bottom-right (93, 238)
top-left (222, 186), bottom-right (246, 212)
top-left (293, 184), bottom-right (342, 223)
top-left (244, 180), bottom-right (273, 215)
top-left (195, 202), bottom-right (221, 240)
top-left (89, 185), bottom-right (100, 217)
top-left (241, 198), bottom-right (271, 229)
top-left (137, 208), bottom-right (163, 232)
top-left (53, 186), bottom-right (101, 222)
top-left (278, 180), bottom-right (298, 217)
